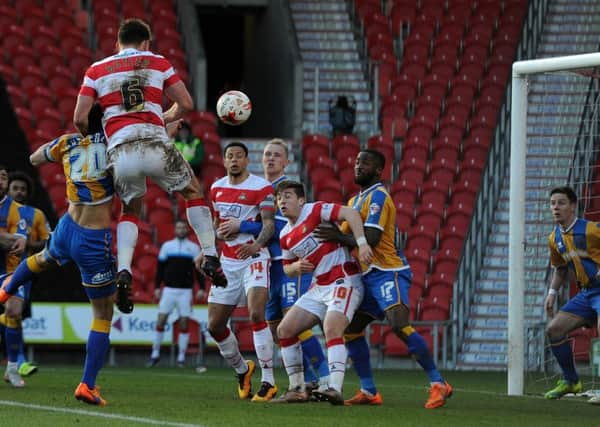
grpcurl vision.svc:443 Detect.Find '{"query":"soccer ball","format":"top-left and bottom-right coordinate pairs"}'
top-left (216, 90), bottom-right (252, 126)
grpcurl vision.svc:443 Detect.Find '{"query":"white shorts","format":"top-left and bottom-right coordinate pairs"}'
top-left (294, 274), bottom-right (364, 322)
top-left (107, 140), bottom-right (192, 204)
top-left (208, 251), bottom-right (270, 306)
top-left (158, 287), bottom-right (193, 318)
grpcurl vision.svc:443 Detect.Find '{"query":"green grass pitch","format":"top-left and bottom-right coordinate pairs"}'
top-left (0, 366), bottom-right (598, 426)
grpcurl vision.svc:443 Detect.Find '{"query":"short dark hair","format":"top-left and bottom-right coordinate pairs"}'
top-left (0, 165), bottom-right (7, 174)
top-left (88, 103), bottom-right (104, 135)
top-left (8, 171), bottom-right (34, 198)
top-left (275, 180), bottom-right (305, 199)
top-left (361, 149), bottom-right (386, 170)
top-left (118, 19), bottom-right (152, 45)
top-left (550, 186), bottom-right (577, 203)
top-left (224, 141), bottom-right (248, 157)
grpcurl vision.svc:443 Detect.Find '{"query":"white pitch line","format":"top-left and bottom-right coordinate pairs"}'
top-left (0, 400), bottom-right (205, 427)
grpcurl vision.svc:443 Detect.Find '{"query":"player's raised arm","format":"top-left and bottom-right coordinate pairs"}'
top-left (337, 206), bottom-right (373, 264)
top-left (163, 80), bottom-right (194, 124)
top-left (29, 143), bottom-right (52, 166)
top-left (73, 95), bottom-right (95, 136)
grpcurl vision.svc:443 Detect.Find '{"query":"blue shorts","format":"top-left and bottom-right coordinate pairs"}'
top-left (47, 214), bottom-right (116, 300)
top-left (266, 260), bottom-right (312, 322)
top-left (560, 286), bottom-right (600, 324)
top-left (357, 268), bottom-right (412, 320)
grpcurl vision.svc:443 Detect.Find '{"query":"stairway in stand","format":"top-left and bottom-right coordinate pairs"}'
top-left (289, 0), bottom-right (374, 138)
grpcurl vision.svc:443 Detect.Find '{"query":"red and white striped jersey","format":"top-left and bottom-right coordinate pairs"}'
top-left (280, 202), bottom-right (360, 286)
top-left (78, 48), bottom-right (181, 150)
top-left (210, 174), bottom-right (275, 261)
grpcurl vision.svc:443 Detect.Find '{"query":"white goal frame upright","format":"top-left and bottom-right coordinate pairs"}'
top-left (509, 52), bottom-right (600, 396)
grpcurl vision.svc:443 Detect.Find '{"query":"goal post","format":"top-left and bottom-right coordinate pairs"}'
top-left (509, 52), bottom-right (600, 396)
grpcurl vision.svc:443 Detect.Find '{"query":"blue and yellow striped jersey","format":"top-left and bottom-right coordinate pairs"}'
top-left (0, 196), bottom-right (28, 274)
top-left (44, 132), bottom-right (114, 205)
top-left (18, 204), bottom-right (50, 257)
top-left (549, 217), bottom-right (600, 288)
top-left (342, 182), bottom-right (408, 274)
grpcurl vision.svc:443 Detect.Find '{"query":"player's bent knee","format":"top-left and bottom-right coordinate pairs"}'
top-left (5, 300), bottom-right (23, 318)
top-left (5, 315), bottom-right (22, 328)
top-left (546, 322), bottom-right (568, 340)
top-left (207, 323), bottom-right (227, 339)
top-left (276, 322), bottom-right (295, 340)
top-left (248, 310), bottom-right (265, 325)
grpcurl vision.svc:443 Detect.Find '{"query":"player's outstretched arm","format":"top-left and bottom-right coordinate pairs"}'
top-left (283, 259), bottom-right (314, 278)
top-left (30, 142), bottom-right (52, 166)
top-left (0, 232), bottom-right (17, 251)
top-left (235, 209), bottom-right (275, 259)
top-left (337, 206), bottom-right (373, 264)
top-left (164, 81), bottom-right (194, 124)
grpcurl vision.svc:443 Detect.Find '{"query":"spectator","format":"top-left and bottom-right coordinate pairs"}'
top-left (147, 220), bottom-right (205, 368)
top-left (173, 121), bottom-right (204, 176)
top-left (329, 96), bottom-right (356, 136)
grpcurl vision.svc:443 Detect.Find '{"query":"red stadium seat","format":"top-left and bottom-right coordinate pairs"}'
top-left (188, 110), bottom-right (217, 127)
top-left (419, 296), bottom-right (450, 321)
top-left (29, 96), bottom-right (55, 117)
top-left (427, 269), bottom-right (455, 290)
top-left (415, 204), bottom-right (444, 230)
top-left (134, 254), bottom-right (158, 280)
top-left (14, 106), bottom-right (35, 129)
top-left (20, 65), bottom-right (46, 93)
top-left (390, 1), bottom-right (417, 36)
top-left (307, 156), bottom-right (335, 175)
top-left (315, 188), bottom-right (344, 203)
top-left (155, 223), bottom-right (174, 245)
top-left (339, 168), bottom-right (360, 198)
top-left (421, 179), bottom-right (450, 205)
top-left (147, 206), bottom-right (175, 227)
top-left (382, 330), bottom-right (410, 357)
top-left (0, 64), bottom-right (17, 85)
top-left (0, 5), bottom-right (18, 28)
top-left (397, 62), bottom-right (427, 85)
top-left (406, 224), bottom-right (437, 253)
top-left (302, 133), bottom-right (329, 154)
top-left (312, 177), bottom-right (342, 195)
top-left (2, 25), bottom-right (27, 53)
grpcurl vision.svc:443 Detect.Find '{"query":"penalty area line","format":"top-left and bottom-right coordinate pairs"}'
top-left (0, 400), bottom-right (205, 427)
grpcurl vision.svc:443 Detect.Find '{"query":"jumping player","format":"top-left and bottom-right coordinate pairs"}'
top-left (73, 18), bottom-right (225, 315)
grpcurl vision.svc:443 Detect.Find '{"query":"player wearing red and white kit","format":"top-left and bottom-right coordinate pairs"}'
top-left (208, 142), bottom-right (277, 401)
top-left (73, 19), bottom-right (224, 315)
top-left (273, 181), bottom-right (372, 405)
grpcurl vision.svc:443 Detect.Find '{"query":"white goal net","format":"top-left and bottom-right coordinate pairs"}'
top-left (510, 53), bottom-right (600, 395)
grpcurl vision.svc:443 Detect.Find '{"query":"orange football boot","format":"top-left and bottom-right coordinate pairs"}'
top-left (425, 381), bottom-right (453, 409)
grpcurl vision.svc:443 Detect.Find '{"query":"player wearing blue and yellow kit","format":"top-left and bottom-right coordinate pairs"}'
top-left (217, 139), bottom-right (329, 400)
top-left (543, 186), bottom-right (600, 402)
top-left (0, 165), bottom-right (28, 387)
top-left (315, 149), bottom-right (452, 408)
top-left (0, 105), bottom-right (115, 404)
top-left (5, 171), bottom-right (51, 378)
